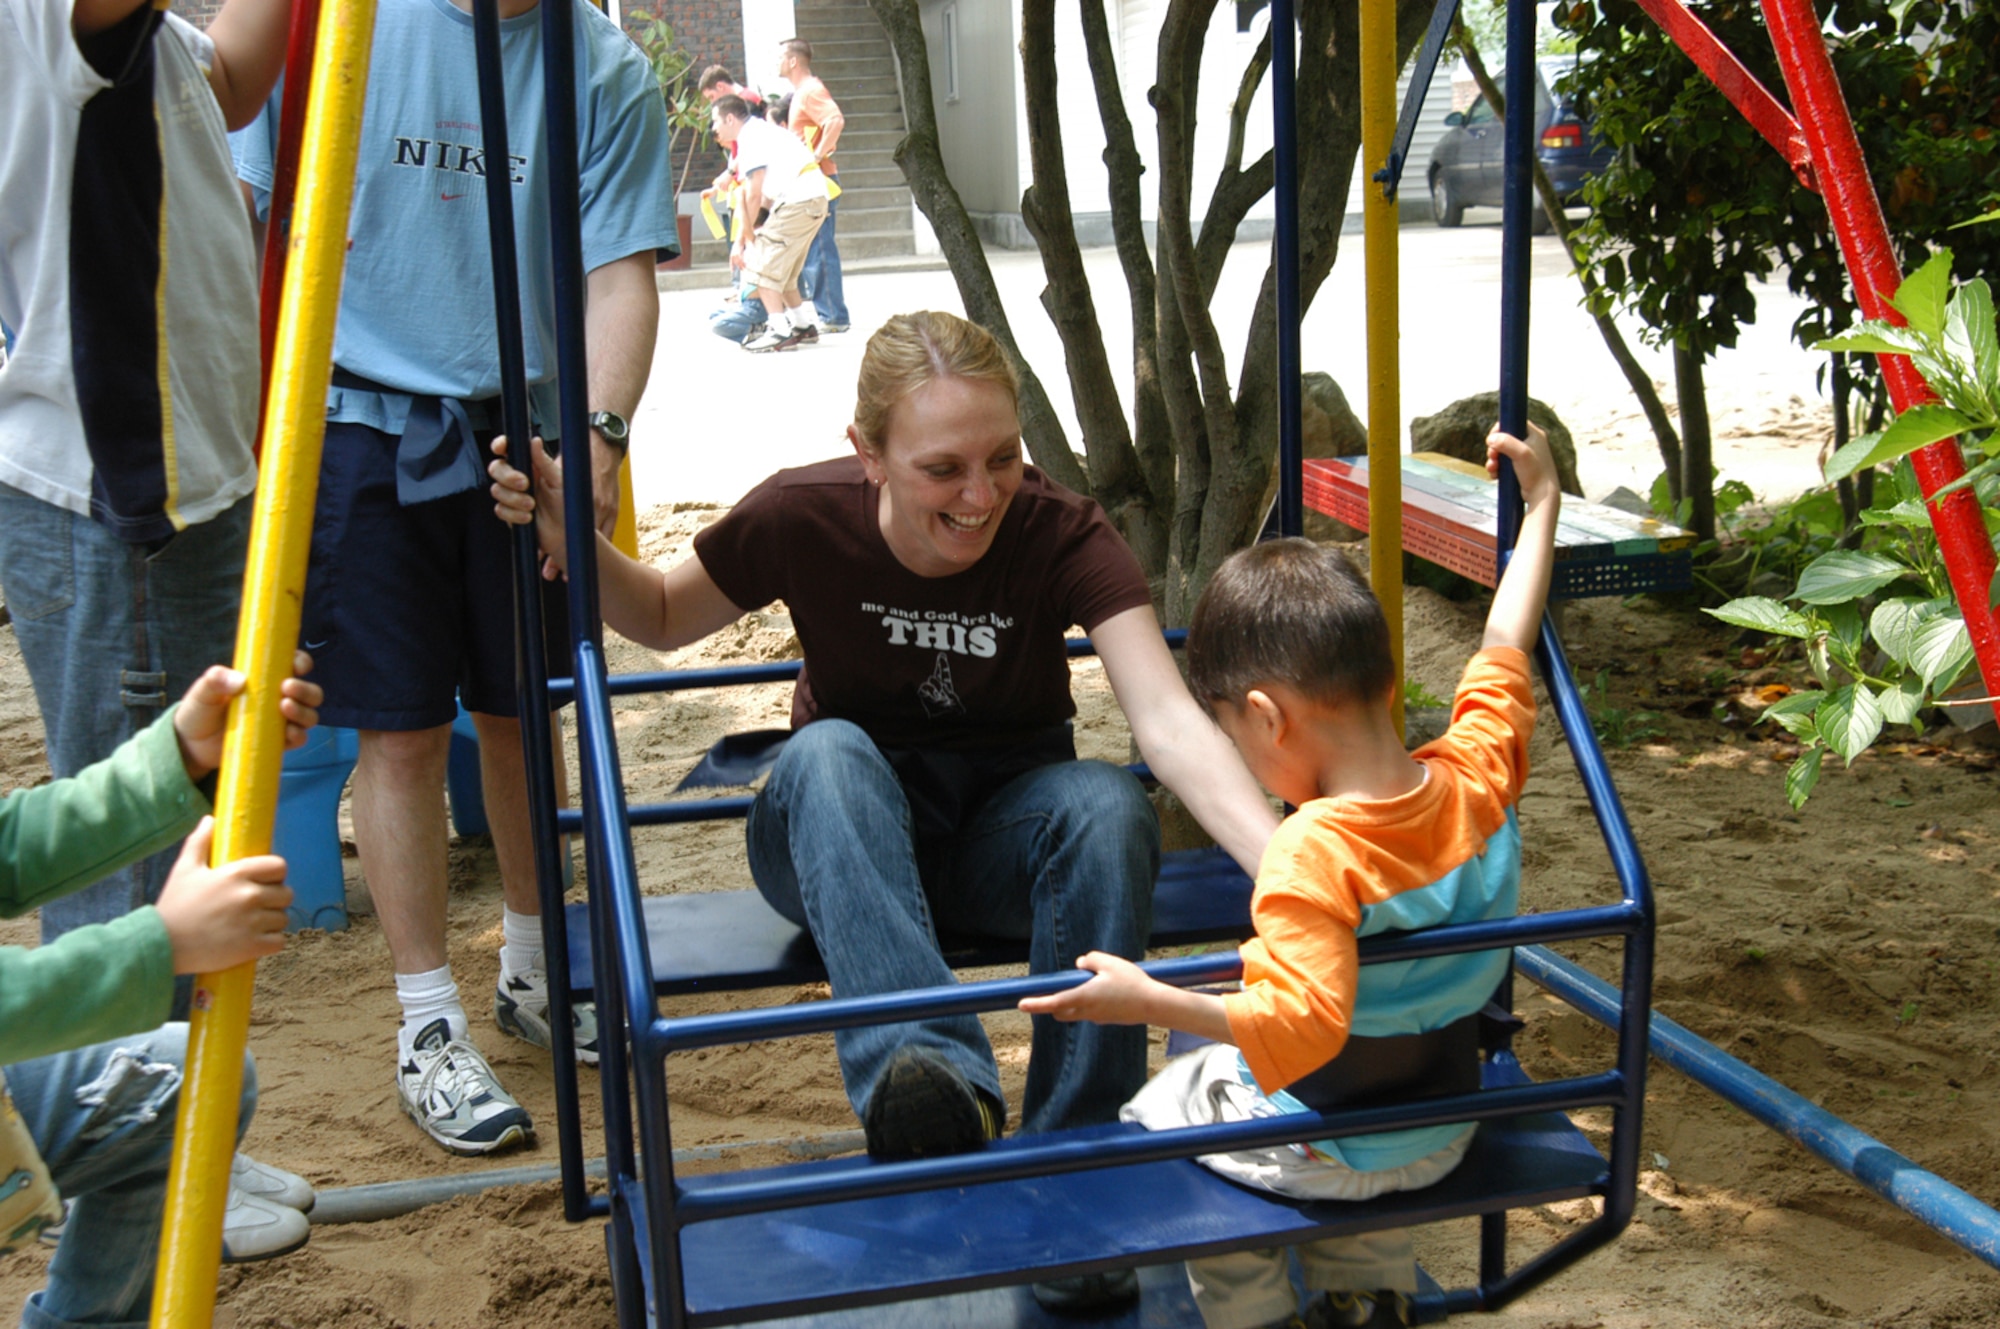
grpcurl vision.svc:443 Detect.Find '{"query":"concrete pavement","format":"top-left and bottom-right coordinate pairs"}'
top-left (630, 222), bottom-right (1827, 514)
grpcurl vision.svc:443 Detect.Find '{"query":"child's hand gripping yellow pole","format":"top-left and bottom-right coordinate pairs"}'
top-left (150, 0), bottom-right (377, 1319)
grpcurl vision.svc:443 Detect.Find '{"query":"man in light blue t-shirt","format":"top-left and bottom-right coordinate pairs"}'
top-left (233, 0), bottom-right (673, 1157)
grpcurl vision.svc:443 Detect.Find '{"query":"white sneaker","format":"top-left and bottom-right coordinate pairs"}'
top-left (231, 1152), bottom-right (315, 1212)
top-left (395, 1018), bottom-right (534, 1156)
top-left (743, 325), bottom-right (791, 353)
top-left (221, 1186), bottom-right (310, 1263)
top-left (495, 961), bottom-right (600, 1065)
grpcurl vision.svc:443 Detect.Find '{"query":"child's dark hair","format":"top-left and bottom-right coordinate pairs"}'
top-left (1186, 538), bottom-right (1395, 709)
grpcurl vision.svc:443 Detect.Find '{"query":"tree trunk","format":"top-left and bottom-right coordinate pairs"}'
top-left (1018, 0), bottom-right (1164, 571)
top-left (862, 0), bottom-right (1087, 494)
top-left (1675, 344), bottom-right (1716, 541)
top-left (1457, 36), bottom-right (1683, 500)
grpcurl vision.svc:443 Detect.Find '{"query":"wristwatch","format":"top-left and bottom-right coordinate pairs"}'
top-left (588, 409), bottom-right (631, 454)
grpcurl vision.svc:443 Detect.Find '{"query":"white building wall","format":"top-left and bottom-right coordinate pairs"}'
top-left (740, 0), bottom-right (794, 98)
top-left (919, 0), bottom-right (1022, 215)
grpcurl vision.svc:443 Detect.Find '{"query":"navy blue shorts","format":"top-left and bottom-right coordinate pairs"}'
top-left (299, 420), bottom-right (569, 731)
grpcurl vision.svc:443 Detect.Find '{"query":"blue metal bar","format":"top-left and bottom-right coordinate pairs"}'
top-left (575, 640), bottom-right (683, 1322)
top-left (1272, 0), bottom-right (1302, 538)
top-left (653, 904), bottom-right (1642, 1053)
top-left (469, 0), bottom-right (587, 1224)
top-left (546, 631), bottom-right (1191, 705)
top-left (1494, 0), bottom-right (1536, 551)
top-left (1375, 0), bottom-right (1462, 200)
top-left (1520, 945), bottom-right (2000, 1272)
top-left (671, 1073), bottom-right (1622, 1226)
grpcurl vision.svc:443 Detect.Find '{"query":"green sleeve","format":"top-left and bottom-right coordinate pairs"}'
top-left (0, 909), bottom-right (177, 1065)
top-left (0, 706), bottom-right (210, 917)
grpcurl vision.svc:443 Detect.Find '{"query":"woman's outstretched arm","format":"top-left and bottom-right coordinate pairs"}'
top-left (1091, 605), bottom-right (1279, 877)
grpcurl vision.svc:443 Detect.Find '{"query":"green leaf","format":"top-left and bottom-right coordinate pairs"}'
top-left (1942, 277), bottom-right (1999, 417)
top-left (1824, 430), bottom-right (1891, 483)
top-left (1795, 551), bottom-right (1907, 605)
top-left (1786, 747), bottom-right (1825, 810)
top-left (1879, 675), bottom-right (1927, 726)
top-left (1817, 684), bottom-right (1884, 763)
top-left (1858, 499), bottom-right (1933, 530)
top-left (1705, 597), bottom-right (1812, 638)
top-left (1990, 565), bottom-right (2000, 611)
top-left (1763, 689), bottom-right (1826, 719)
top-left (1910, 614), bottom-right (1974, 688)
top-left (1814, 327), bottom-right (1929, 358)
top-left (1826, 601), bottom-right (1865, 660)
top-left (1808, 632), bottom-right (1833, 687)
top-left (1872, 404), bottom-right (1973, 468)
top-left (1871, 597), bottom-right (1930, 668)
top-left (1890, 248), bottom-right (1954, 339)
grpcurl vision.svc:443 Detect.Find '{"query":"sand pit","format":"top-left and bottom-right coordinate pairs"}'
top-left (4, 500), bottom-right (2000, 1327)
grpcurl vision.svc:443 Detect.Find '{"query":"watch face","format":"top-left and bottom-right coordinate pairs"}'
top-left (592, 412), bottom-right (630, 441)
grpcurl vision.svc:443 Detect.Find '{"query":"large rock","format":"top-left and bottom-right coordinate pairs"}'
top-left (1409, 392), bottom-right (1582, 497)
top-left (1259, 372), bottom-right (1369, 541)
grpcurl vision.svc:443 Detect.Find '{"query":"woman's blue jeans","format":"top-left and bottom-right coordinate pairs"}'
top-left (747, 720), bottom-right (1159, 1135)
top-left (7, 1025), bottom-right (256, 1328)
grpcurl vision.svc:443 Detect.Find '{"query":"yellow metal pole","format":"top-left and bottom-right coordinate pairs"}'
top-left (1361, 0), bottom-right (1403, 737)
top-left (150, 0), bottom-right (376, 1318)
top-left (613, 456), bottom-right (638, 558)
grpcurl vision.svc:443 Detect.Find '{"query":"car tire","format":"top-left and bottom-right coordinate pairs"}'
top-left (1430, 170), bottom-right (1464, 228)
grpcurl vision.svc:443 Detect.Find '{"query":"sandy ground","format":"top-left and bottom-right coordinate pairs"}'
top-left (5, 492), bottom-right (2000, 1326)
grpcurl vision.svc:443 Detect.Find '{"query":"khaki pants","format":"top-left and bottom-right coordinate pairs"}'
top-left (743, 195), bottom-right (828, 296)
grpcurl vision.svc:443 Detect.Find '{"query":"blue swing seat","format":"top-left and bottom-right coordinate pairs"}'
top-left (637, 1055), bottom-right (1603, 1328)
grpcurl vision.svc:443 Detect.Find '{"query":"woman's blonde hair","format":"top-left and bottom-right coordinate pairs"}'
top-left (852, 311), bottom-right (1020, 453)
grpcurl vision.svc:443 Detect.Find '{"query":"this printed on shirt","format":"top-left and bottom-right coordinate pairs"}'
top-left (861, 601), bottom-right (1018, 718)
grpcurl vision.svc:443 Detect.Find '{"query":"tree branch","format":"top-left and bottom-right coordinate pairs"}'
top-left (1457, 33), bottom-right (1683, 496)
top-left (1019, 0), bottom-right (1145, 512)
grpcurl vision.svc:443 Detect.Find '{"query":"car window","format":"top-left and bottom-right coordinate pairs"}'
top-left (1465, 97), bottom-right (1495, 126)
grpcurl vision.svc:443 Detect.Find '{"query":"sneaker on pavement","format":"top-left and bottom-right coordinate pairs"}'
top-left (396, 1018), bottom-right (534, 1156)
top-left (221, 1187), bottom-right (310, 1263)
top-left (820, 321), bottom-right (850, 334)
top-left (496, 962), bottom-right (601, 1065)
top-left (861, 1045), bottom-right (1001, 1160)
top-left (231, 1152), bottom-right (315, 1212)
top-left (787, 323), bottom-right (820, 346)
top-left (743, 326), bottom-right (790, 353)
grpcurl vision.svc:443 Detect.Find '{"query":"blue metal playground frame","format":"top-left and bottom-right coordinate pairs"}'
top-left (464, 0), bottom-right (1662, 1322)
top-left (450, 0), bottom-right (1993, 1319)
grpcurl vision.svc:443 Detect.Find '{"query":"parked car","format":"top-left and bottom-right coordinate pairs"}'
top-left (1426, 62), bottom-right (1612, 233)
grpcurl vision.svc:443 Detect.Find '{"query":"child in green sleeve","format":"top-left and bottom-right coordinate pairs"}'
top-left (2, 655), bottom-right (322, 1327)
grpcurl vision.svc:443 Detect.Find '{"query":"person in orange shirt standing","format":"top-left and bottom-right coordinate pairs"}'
top-left (1025, 424), bottom-right (1564, 1329)
top-left (778, 37), bottom-right (850, 333)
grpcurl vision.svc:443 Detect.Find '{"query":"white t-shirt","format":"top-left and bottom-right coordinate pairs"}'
top-left (732, 115), bottom-right (829, 208)
top-left (0, 0), bottom-right (258, 542)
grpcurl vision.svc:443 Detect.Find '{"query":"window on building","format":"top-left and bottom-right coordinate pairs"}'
top-left (941, 3), bottom-right (961, 103)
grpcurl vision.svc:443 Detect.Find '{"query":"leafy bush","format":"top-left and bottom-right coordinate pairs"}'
top-left (1706, 249), bottom-right (1998, 808)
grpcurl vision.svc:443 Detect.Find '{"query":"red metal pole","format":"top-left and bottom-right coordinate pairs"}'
top-left (1757, 0), bottom-right (2000, 698)
top-left (1627, 0), bottom-right (1812, 186)
top-left (254, 0), bottom-right (324, 453)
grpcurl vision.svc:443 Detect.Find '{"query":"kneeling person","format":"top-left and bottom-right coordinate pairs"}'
top-left (712, 94), bottom-right (829, 353)
top-left (1023, 425), bottom-right (1562, 1329)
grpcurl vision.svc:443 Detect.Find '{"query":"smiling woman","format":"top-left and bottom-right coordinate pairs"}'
top-left (486, 311), bottom-right (1280, 1308)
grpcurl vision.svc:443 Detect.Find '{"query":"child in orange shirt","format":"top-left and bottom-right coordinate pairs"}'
top-left (1023, 423), bottom-right (1561, 1329)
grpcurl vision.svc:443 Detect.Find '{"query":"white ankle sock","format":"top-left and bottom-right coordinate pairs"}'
top-left (500, 908), bottom-right (544, 978)
top-left (793, 299), bottom-right (818, 328)
top-left (767, 309), bottom-right (793, 335)
top-left (395, 965), bottom-right (465, 1053)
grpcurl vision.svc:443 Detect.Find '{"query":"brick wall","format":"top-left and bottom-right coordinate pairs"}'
top-left (179, 0), bottom-right (222, 26)
top-left (626, 0), bottom-right (737, 197)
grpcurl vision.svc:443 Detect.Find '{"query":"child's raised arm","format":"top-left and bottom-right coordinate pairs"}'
top-left (1020, 952), bottom-right (1235, 1045)
top-left (1482, 423), bottom-right (1562, 654)
top-left (173, 650), bottom-right (323, 783)
top-left (154, 817), bottom-right (291, 973)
